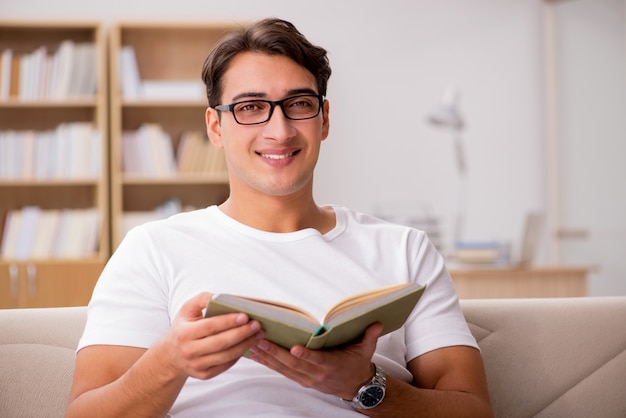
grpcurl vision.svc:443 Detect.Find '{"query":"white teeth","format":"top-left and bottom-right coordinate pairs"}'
top-left (260, 152), bottom-right (294, 160)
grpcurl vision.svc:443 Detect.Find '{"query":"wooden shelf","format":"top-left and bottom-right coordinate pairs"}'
top-left (0, 179), bottom-right (100, 186)
top-left (122, 173), bottom-right (229, 184)
top-left (0, 21), bottom-right (108, 308)
top-left (0, 260), bottom-right (103, 308)
top-left (109, 22), bottom-right (234, 249)
top-left (121, 99), bottom-right (207, 107)
top-left (0, 99), bottom-right (98, 107)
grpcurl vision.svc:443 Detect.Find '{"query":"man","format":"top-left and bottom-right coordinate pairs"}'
top-left (66, 18), bottom-right (492, 417)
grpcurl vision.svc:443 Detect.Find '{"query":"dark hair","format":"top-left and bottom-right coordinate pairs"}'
top-left (201, 18), bottom-right (331, 107)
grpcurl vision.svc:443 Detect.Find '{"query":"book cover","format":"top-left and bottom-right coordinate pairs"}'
top-left (141, 79), bottom-right (204, 101)
top-left (205, 282), bottom-right (425, 350)
top-left (52, 40), bottom-right (75, 99)
top-left (119, 45), bottom-right (141, 100)
top-left (13, 206), bottom-right (41, 259)
top-left (0, 210), bottom-right (22, 258)
top-left (31, 210), bottom-right (61, 259)
top-left (9, 53), bottom-right (20, 98)
top-left (0, 49), bottom-right (13, 100)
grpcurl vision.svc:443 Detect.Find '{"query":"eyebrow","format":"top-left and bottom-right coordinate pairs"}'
top-left (230, 88), bottom-right (319, 102)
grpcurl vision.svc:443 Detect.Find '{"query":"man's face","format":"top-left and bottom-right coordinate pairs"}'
top-left (206, 51), bottom-right (330, 199)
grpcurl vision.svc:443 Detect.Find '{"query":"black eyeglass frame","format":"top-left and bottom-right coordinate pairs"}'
top-left (214, 94), bottom-right (324, 126)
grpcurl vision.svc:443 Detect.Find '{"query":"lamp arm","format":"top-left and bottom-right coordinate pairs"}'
top-left (452, 130), bottom-right (468, 246)
top-left (453, 130), bottom-right (467, 175)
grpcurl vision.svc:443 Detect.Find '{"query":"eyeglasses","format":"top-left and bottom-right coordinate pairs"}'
top-left (214, 94), bottom-right (323, 125)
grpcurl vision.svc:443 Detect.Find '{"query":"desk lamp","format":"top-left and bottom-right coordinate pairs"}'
top-left (427, 85), bottom-right (467, 253)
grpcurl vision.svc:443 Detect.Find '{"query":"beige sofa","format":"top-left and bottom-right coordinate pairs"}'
top-left (1, 297), bottom-right (625, 418)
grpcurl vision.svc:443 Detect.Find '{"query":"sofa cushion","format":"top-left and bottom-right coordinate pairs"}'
top-left (1, 298), bottom-right (625, 418)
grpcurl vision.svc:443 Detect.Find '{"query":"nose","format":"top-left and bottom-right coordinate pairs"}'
top-left (263, 103), bottom-right (296, 140)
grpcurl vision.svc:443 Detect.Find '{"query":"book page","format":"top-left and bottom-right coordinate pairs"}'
top-left (210, 294), bottom-right (319, 331)
top-left (324, 283), bottom-right (420, 322)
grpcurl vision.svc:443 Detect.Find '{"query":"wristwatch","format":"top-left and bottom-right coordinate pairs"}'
top-left (344, 363), bottom-right (386, 409)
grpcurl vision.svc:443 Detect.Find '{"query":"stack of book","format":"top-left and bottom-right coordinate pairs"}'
top-left (176, 130), bottom-right (227, 175)
top-left (0, 206), bottom-right (100, 260)
top-left (118, 45), bottom-right (204, 101)
top-left (452, 241), bottom-right (502, 265)
top-left (121, 125), bottom-right (226, 177)
top-left (121, 124), bottom-right (176, 177)
top-left (120, 198), bottom-right (195, 238)
top-left (0, 40), bottom-right (97, 101)
top-left (0, 122), bottom-right (101, 180)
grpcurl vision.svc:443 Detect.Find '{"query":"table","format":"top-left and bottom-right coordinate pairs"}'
top-left (448, 266), bottom-right (588, 299)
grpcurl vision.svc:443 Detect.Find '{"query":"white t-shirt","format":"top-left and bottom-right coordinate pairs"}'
top-left (79, 205), bottom-right (477, 417)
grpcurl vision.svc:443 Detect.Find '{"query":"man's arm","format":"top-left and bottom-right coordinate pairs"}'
top-left (366, 346), bottom-right (492, 417)
top-left (65, 293), bottom-right (264, 418)
top-left (249, 324), bottom-right (493, 417)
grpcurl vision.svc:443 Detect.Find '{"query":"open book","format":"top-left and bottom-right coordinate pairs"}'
top-left (205, 282), bottom-right (425, 350)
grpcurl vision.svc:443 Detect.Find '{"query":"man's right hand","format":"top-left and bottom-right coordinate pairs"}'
top-left (157, 291), bottom-right (264, 380)
top-left (66, 292), bottom-right (263, 418)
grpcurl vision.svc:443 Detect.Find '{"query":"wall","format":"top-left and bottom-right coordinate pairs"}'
top-left (2, 0), bottom-right (622, 295)
top-left (551, 0), bottom-right (626, 296)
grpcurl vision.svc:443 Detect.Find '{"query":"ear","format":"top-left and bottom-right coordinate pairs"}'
top-left (321, 99), bottom-right (330, 141)
top-left (205, 107), bottom-right (224, 149)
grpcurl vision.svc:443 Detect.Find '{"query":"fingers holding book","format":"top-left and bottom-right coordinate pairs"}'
top-left (164, 292), bottom-right (265, 380)
top-left (248, 322), bottom-right (383, 399)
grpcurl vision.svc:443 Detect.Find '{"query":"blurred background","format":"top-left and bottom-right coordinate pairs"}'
top-left (1, 0), bottom-right (624, 296)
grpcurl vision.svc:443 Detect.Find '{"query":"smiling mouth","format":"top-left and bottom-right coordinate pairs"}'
top-left (257, 150), bottom-right (300, 160)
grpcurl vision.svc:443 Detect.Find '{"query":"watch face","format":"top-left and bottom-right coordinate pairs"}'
top-left (359, 386), bottom-right (385, 408)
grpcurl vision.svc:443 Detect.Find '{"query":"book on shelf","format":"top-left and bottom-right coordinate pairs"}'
top-left (120, 198), bottom-right (190, 238)
top-left (20, 131), bottom-right (35, 179)
top-left (453, 241), bottom-right (501, 264)
top-left (0, 49), bottom-right (13, 100)
top-left (0, 210), bottom-right (22, 259)
top-left (141, 79), bottom-right (205, 101)
top-left (0, 207), bottom-right (100, 260)
top-left (0, 41), bottom-right (97, 101)
top-left (118, 45), bottom-right (205, 101)
top-left (52, 40), bottom-right (74, 99)
top-left (53, 208), bottom-right (100, 259)
top-left (205, 282), bottom-right (425, 350)
top-left (18, 46), bottom-right (47, 101)
top-left (122, 126), bottom-right (228, 177)
top-left (122, 124), bottom-right (176, 177)
top-left (121, 211), bottom-right (162, 238)
top-left (176, 130), bottom-right (227, 175)
top-left (53, 40), bottom-right (97, 99)
top-left (0, 123), bottom-right (101, 180)
top-left (119, 45), bottom-right (141, 100)
top-left (13, 206), bottom-right (41, 260)
top-left (176, 130), bottom-right (202, 173)
top-left (9, 51), bottom-right (20, 98)
top-left (67, 42), bottom-right (97, 98)
top-left (0, 211), bottom-right (7, 250)
top-left (30, 210), bottom-right (61, 259)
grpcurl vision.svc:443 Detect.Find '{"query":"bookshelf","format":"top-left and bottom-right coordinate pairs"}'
top-left (109, 22), bottom-right (233, 249)
top-left (0, 21), bottom-right (108, 308)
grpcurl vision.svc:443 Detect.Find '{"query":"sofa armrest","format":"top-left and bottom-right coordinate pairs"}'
top-left (0, 307), bottom-right (87, 418)
top-left (461, 297), bottom-right (626, 418)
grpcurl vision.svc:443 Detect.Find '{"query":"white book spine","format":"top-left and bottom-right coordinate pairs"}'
top-left (0, 49), bottom-right (13, 100)
top-left (52, 40), bottom-right (75, 100)
top-left (13, 206), bottom-right (41, 260)
top-left (119, 45), bottom-right (141, 100)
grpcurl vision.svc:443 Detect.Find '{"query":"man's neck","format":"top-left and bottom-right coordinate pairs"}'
top-left (219, 193), bottom-right (335, 234)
